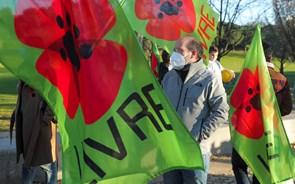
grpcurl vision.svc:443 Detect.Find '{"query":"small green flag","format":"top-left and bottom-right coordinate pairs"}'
top-left (0, 0), bottom-right (203, 183)
top-left (229, 25), bottom-right (295, 183)
top-left (151, 42), bottom-right (161, 77)
top-left (120, 0), bottom-right (218, 62)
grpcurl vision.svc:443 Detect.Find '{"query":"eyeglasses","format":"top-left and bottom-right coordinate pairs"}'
top-left (174, 48), bottom-right (191, 55)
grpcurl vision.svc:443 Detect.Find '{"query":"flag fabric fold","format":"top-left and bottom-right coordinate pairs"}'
top-left (229, 25), bottom-right (295, 184)
top-left (120, 0), bottom-right (219, 62)
top-left (0, 0), bottom-right (203, 183)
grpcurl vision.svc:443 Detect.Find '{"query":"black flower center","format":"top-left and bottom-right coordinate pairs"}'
top-left (246, 84), bottom-right (261, 113)
top-left (155, 0), bottom-right (183, 19)
top-left (56, 12), bottom-right (93, 71)
top-left (250, 94), bottom-right (261, 110)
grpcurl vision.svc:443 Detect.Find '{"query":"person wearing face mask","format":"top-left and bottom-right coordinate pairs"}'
top-left (161, 35), bottom-right (229, 184)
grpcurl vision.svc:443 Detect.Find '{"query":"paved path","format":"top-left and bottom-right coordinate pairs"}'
top-left (148, 155), bottom-right (236, 184)
top-left (1, 110), bottom-right (294, 183)
top-left (0, 150), bottom-right (236, 184)
top-left (0, 130), bottom-right (236, 183)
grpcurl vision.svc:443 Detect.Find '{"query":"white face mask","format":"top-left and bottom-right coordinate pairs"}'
top-left (170, 52), bottom-right (191, 70)
top-left (168, 64), bottom-right (173, 71)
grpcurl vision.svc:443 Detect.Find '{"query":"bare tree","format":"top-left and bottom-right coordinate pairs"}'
top-left (262, 0), bottom-right (295, 73)
top-left (272, 0), bottom-right (295, 66)
top-left (208, 0), bottom-right (271, 61)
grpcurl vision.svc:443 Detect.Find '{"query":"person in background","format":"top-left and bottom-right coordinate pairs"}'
top-left (231, 41), bottom-right (293, 184)
top-left (161, 35), bottom-right (229, 184)
top-left (11, 81), bottom-right (58, 184)
top-left (207, 45), bottom-right (235, 82)
top-left (158, 49), bottom-right (171, 83)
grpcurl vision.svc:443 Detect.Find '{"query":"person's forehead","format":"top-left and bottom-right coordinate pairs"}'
top-left (210, 51), bottom-right (218, 55)
top-left (175, 37), bottom-right (190, 49)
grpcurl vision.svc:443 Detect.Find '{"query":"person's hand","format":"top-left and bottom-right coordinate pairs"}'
top-left (52, 117), bottom-right (58, 124)
top-left (230, 70), bottom-right (236, 78)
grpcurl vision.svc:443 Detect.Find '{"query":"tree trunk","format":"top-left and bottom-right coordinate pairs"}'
top-left (279, 60), bottom-right (284, 74)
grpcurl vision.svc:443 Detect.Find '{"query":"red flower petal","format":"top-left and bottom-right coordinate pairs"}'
top-left (135, 0), bottom-right (155, 19)
top-left (135, 0), bottom-right (196, 40)
top-left (15, 0), bottom-right (116, 48)
top-left (146, 19), bottom-right (181, 40)
top-left (14, 0), bottom-right (64, 49)
top-left (68, 0), bottom-right (116, 41)
top-left (79, 40), bottom-right (127, 124)
top-left (230, 67), bottom-right (264, 139)
top-left (230, 68), bottom-right (259, 108)
top-left (231, 105), bottom-right (264, 139)
top-left (36, 49), bottom-right (80, 119)
top-left (17, 0), bottom-right (128, 124)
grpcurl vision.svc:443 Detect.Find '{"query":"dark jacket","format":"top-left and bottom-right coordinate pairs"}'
top-left (13, 81), bottom-right (57, 167)
top-left (267, 66), bottom-right (292, 116)
top-left (158, 62), bottom-right (169, 83)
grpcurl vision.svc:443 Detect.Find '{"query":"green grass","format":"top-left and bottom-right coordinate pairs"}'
top-left (0, 50), bottom-right (294, 131)
top-left (221, 51), bottom-right (246, 72)
top-left (221, 50), bottom-right (295, 95)
top-left (0, 65), bottom-right (18, 131)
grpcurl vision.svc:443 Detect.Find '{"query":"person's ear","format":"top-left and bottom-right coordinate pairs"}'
top-left (192, 50), bottom-right (198, 59)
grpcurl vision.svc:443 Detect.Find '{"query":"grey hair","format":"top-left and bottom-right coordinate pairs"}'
top-left (186, 36), bottom-right (204, 60)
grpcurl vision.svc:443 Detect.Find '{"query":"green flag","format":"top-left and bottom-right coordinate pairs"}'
top-left (151, 42), bottom-right (161, 77)
top-left (0, 0), bottom-right (203, 183)
top-left (229, 25), bottom-right (295, 183)
top-left (120, 0), bottom-right (218, 62)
